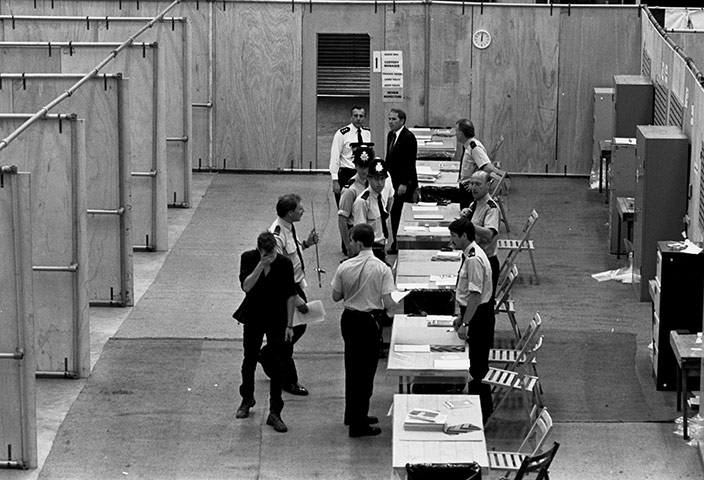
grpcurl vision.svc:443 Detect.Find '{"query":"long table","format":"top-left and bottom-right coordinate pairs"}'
top-left (416, 160), bottom-right (460, 203)
top-left (669, 331), bottom-right (704, 441)
top-left (388, 314), bottom-right (469, 393)
top-left (392, 394), bottom-right (489, 479)
top-left (395, 249), bottom-right (460, 315)
top-left (396, 203), bottom-right (461, 250)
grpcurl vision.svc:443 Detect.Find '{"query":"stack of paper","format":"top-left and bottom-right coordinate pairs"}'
top-left (432, 250), bottom-right (462, 261)
top-left (414, 213), bottom-right (444, 220)
top-left (404, 408), bottom-right (447, 431)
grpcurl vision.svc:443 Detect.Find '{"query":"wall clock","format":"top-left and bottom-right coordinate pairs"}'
top-left (473, 29), bottom-right (491, 49)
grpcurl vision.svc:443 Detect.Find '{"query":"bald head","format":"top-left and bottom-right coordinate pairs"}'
top-left (469, 170), bottom-right (491, 200)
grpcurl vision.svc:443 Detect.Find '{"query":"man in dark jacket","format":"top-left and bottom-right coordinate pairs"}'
top-left (235, 231), bottom-right (297, 433)
top-left (385, 108), bottom-right (418, 253)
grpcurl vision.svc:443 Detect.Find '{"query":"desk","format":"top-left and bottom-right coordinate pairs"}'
top-left (397, 203), bottom-right (460, 250)
top-left (411, 128), bottom-right (457, 160)
top-left (392, 394), bottom-right (489, 479)
top-left (669, 331), bottom-right (704, 440)
top-left (395, 249), bottom-right (460, 315)
top-left (388, 315), bottom-right (469, 393)
top-left (599, 139), bottom-right (611, 195)
top-left (416, 160), bottom-right (460, 203)
top-left (616, 196), bottom-right (634, 259)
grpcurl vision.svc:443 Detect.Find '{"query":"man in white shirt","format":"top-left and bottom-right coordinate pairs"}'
top-left (455, 118), bottom-right (492, 209)
top-left (330, 106), bottom-right (371, 206)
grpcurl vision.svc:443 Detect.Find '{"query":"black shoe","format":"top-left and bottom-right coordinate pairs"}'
top-left (236, 398), bottom-right (256, 419)
top-left (349, 425), bottom-right (382, 438)
top-left (344, 416), bottom-right (379, 426)
top-left (266, 412), bottom-right (288, 433)
top-left (283, 383), bottom-right (309, 396)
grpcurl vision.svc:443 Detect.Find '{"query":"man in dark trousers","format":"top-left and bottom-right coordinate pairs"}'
top-left (235, 231), bottom-right (297, 433)
top-left (331, 224), bottom-right (396, 438)
top-left (455, 118), bottom-right (492, 209)
top-left (448, 217), bottom-right (495, 423)
top-left (385, 108), bottom-right (418, 254)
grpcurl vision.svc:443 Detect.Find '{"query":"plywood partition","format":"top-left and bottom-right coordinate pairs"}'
top-left (213, 2), bottom-right (301, 170)
top-left (0, 169), bottom-right (37, 469)
top-left (0, 114), bottom-right (90, 378)
top-left (0, 41), bottom-right (168, 251)
top-left (0, 73), bottom-right (133, 306)
top-left (0, 15), bottom-right (193, 207)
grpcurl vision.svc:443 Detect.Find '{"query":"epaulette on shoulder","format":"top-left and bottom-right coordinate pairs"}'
top-left (467, 247), bottom-right (476, 257)
top-left (340, 126), bottom-right (350, 134)
top-left (273, 225), bottom-right (282, 236)
top-left (361, 190), bottom-right (370, 200)
top-left (487, 198), bottom-right (498, 208)
top-left (361, 126), bottom-right (370, 131)
top-left (343, 177), bottom-right (356, 189)
top-left (469, 140), bottom-right (477, 149)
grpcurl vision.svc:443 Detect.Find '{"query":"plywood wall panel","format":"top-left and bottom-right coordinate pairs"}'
top-left (557, 7), bottom-right (641, 175)
top-left (427, 5), bottom-right (473, 127)
top-left (469, 6), bottom-right (558, 173)
top-left (0, 75), bottom-right (133, 306)
top-left (0, 115), bottom-right (90, 378)
top-left (686, 69), bottom-right (703, 243)
top-left (384, 5), bottom-right (427, 129)
top-left (213, 2), bottom-right (301, 170)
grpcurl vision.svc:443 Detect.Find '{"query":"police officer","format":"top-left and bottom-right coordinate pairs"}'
top-left (448, 217), bottom-right (495, 423)
top-left (461, 170), bottom-right (500, 299)
top-left (455, 118), bottom-right (492, 209)
top-left (262, 194), bottom-right (319, 396)
top-left (330, 106), bottom-right (371, 206)
top-left (351, 158), bottom-right (394, 262)
top-left (338, 145), bottom-right (374, 255)
top-left (331, 223), bottom-right (396, 437)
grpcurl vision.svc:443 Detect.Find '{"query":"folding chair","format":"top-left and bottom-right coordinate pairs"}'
top-left (490, 166), bottom-right (511, 236)
top-left (498, 441), bottom-right (560, 480)
top-left (490, 312), bottom-right (542, 379)
top-left (483, 334), bottom-right (544, 426)
top-left (494, 264), bottom-right (520, 340)
top-left (497, 209), bottom-right (539, 284)
top-left (490, 408), bottom-right (554, 474)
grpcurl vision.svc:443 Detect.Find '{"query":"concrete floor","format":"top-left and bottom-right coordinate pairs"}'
top-left (5, 172), bottom-right (704, 479)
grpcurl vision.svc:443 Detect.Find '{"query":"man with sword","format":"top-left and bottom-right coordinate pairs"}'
top-left (259, 194), bottom-right (319, 396)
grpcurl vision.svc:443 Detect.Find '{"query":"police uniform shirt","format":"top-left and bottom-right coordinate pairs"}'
top-left (455, 241), bottom-right (493, 307)
top-left (459, 137), bottom-right (491, 183)
top-left (468, 194), bottom-right (500, 257)
top-left (329, 123), bottom-right (372, 181)
top-left (269, 217), bottom-right (306, 285)
top-left (331, 249), bottom-right (395, 312)
top-left (351, 186), bottom-right (393, 244)
top-left (338, 174), bottom-right (368, 221)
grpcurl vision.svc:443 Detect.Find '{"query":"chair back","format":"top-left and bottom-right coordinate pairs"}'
top-left (490, 167), bottom-right (507, 198)
top-left (499, 210), bottom-right (538, 279)
top-left (513, 441), bottom-right (560, 480)
top-left (405, 462), bottom-right (481, 480)
top-left (518, 209), bottom-right (539, 245)
top-left (515, 312), bottom-right (542, 351)
top-left (517, 407), bottom-right (553, 455)
top-left (494, 264), bottom-right (518, 313)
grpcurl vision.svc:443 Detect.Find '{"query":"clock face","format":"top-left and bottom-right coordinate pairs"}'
top-left (473, 29), bottom-right (491, 49)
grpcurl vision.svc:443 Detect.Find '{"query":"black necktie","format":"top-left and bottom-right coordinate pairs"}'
top-left (458, 145), bottom-right (467, 181)
top-left (388, 131), bottom-right (396, 153)
top-left (377, 194), bottom-right (389, 239)
top-left (455, 254), bottom-right (466, 290)
top-left (357, 128), bottom-right (363, 145)
top-left (291, 224), bottom-right (305, 272)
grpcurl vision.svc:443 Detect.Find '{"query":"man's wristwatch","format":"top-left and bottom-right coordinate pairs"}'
top-left (286, 325), bottom-right (293, 329)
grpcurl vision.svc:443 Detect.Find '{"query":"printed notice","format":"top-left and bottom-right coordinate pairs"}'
top-left (382, 51), bottom-right (403, 102)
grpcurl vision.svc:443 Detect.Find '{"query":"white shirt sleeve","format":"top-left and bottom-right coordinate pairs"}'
top-left (329, 131), bottom-right (343, 180)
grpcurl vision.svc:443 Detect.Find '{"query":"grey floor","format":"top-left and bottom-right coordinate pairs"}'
top-left (6, 172), bottom-right (704, 479)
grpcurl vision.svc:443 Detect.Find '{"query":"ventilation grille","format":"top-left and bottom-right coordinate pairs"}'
top-left (669, 95), bottom-right (684, 129)
top-left (642, 48), bottom-right (651, 77)
top-left (699, 143), bottom-right (704, 238)
top-left (653, 82), bottom-right (668, 126)
top-left (317, 34), bottom-right (370, 96)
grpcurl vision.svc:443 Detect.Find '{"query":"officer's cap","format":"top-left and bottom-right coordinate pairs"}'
top-left (353, 145), bottom-right (375, 166)
top-left (367, 158), bottom-right (388, 178)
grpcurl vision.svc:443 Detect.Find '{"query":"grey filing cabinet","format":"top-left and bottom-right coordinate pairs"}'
top-left (632, 126), bottom-right (689, 301)
top-left (593, 87), bottom-right (614, 167)
top-left (649, 242), bottom-right (703, 390)
top-left (613, 75), bottom-right (653, 138)
top-left (608, 137), bottom-right (637, 254)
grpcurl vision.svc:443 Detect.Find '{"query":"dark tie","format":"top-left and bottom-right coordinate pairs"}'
top-left (377, 194), bottom-right (389, 239)
top-left (388, 131), bottom-right (396, 153)
top-left (455, 254), bottom-right (466, 290)
top-left (290, 224), bottom-right (305, 272)
top-left (458, 145), bottom-right (467, 181)
top-left (357, 128), bottom-right (363, 145)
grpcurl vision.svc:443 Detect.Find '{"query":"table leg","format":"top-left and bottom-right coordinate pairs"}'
top-left (682, 365), bottom-right (689, 441)
top-left (616, 214), bottom-right (623, 259)
top-left (599, 156), bottom-right (603, 193)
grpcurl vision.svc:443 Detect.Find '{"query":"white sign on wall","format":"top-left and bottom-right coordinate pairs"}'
top-left (382, 50), bottom-right (403, 102)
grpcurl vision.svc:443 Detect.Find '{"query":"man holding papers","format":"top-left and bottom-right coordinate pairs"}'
top-left (448, 217), bottom-right (495, 423)
top-left (332, 224), bottom-right (397, 437)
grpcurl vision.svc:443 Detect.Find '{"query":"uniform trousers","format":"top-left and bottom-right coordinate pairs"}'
top-left (240, 319), bottom-right (285, 414)
top-left (488, 255), bottom-right (500, 303)
top-left (341, 309), bottom-right (381, 427)
top-left (334, 167), bottom-right (357, 206)
top-left (460, 302), bottom-right (496, 421)
top-left (458, 182), bottom-right (474, 209)
top-left (389, 188), bottom-right (416, 249)
top-left (260, 284), bottom-right (307, 386)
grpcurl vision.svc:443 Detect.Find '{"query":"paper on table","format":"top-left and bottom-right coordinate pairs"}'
top-left (435, 250), bottom-right (462, 259)
top-left (404, 226), bottom-right (427, 232)
top-left (394, 344), bottom-right (430, 353)
top-left (396, 282), bottom-right (429, 291)
top-left (417, 202), bottom-right (438, 207)
top-left (429, 227), bottom-right (450, 234)
top-left (292, 300), bottom-right (325, 326)
top-left (414, 214), bottom-right (444, 220)
top-left (412, 205), bottom-right (440, 211)
top-left (430, 275), bottom-right (457, 287)
top-left (391, 290), bottom-right (411, 303)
